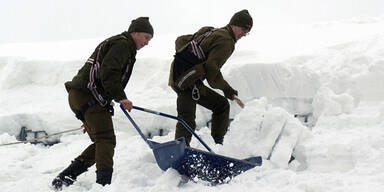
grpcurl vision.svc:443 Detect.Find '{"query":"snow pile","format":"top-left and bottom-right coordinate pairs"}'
top-left (295, 101), bottom-right (384, 175)
top-left (218, 98), bottom-right (307, 168)
top-left (312, 86), bottom-right (355, 118)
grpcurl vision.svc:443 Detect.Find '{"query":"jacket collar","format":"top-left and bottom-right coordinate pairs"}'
top-left (121, 31), bottom-right (138, 54)
top-left (121, 31), bottom-right (132, 40)
top-left (224, 24), bottom-right (237, 43)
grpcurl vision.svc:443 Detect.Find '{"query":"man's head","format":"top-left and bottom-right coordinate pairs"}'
top-left (229, 9), bottom-right (253, 41)
top-left (128, 17), bottom-right (154, 50)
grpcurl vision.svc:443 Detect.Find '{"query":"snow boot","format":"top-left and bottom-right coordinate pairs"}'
top-left (96, 168), bottom-right (113, 186)
top-left (52, 160), bottom-right (88, 190)
top-left (213, 136), bottom-right (224, 145)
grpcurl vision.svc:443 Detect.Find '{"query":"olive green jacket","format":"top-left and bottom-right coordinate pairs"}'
top-left (65, 32), bottom-right (137, 103)
top-left (169, 25), bottom-right (237, 96)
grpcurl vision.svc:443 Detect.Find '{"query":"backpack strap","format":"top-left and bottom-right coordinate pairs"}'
top-left (189, 28), bottom-right (218, 60)
top-left (87, 35), bottom-right (128, 107)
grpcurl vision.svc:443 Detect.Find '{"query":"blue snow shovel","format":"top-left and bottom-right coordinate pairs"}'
top-left (120, 105), bottom-right (262, 183)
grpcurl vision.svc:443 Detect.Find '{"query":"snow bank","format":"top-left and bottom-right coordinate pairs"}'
top-left (286, 34), bottom-right (384, 102)
top-left (224, 63), bottom-right (320, 100)
top-left (2, 31), bottom-right (384, 138)
top-left (2, 19), bottom-right (384, 137)
top-left (0, 54), bottom-right (319, 137)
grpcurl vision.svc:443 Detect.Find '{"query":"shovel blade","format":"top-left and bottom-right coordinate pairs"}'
top-left (149, 138), bottom-right (262, 183)
top-left (175, 147), bottom-right (261, 183)
top-left (148, 138), bottom-right (187, 171)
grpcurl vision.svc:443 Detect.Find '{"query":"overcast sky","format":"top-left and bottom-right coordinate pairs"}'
top-left (1, 0), bottom-right (383, 43)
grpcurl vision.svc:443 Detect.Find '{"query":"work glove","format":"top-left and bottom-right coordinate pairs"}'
top-left (223, 87), bottom-right (238, 100)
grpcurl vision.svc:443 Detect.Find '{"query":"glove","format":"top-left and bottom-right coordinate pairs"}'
top-left (223, 87), bottom-right (238, 100)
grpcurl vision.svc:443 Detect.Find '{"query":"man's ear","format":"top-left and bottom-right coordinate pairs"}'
top-left (130, 32), bottom-right (137, 37)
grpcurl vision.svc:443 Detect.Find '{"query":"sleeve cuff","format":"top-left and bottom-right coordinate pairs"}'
top-left (114, 92), bottom-right (127, 102)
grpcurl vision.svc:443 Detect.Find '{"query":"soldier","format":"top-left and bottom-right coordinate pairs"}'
top-left (169, 10), bottom-right (252, 146)
top-left (52, 17), bottom-right (153, 190)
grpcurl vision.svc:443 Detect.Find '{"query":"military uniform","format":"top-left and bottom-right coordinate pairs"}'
top-left (65, 31), bottom-right (137, 171)
top-left (169, 25), bottom-right (238, 145)
top-left (169, 10), bottom-right (253, 146)
top-left (52, 17), bottom-right (153, 189)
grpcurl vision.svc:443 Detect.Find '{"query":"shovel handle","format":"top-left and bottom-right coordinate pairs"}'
top-left (131, 106), bottom-right (214, 153)
top-left (120, 105), bottom-right (154, 149)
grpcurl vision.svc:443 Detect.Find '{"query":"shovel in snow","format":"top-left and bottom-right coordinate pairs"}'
top-left (120, 105), bottom-right (262, 183)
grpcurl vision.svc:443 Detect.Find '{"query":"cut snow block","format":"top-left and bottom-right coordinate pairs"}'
top-left (269, 119), bottom-right (304, 168)
top-left (149, 138), bottom-right (262, 184)
top-left (256, 109), bottom-right (287, 158)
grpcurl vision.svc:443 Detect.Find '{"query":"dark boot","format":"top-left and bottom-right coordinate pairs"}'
top-left (213, 136), bottom-right (224, 145)
top-left (52, 160), bottom-right (88, 190)
top-left (96, 169), bottom-right (113, 186)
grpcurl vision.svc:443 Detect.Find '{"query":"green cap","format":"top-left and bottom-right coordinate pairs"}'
top-left (128, 17), bottom-right (154, 36)
top-left (229, 9), bottom-right (253, 32)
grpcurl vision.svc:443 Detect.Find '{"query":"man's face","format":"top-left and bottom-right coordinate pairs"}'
top-left (231, 25), bottom-right (250, 41)
top-left (131, 32), bottom-right (153, 50)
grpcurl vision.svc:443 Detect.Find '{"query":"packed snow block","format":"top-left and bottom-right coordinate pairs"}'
top-left (269, 117), bottom-right (305, 168)
top-left (224, 98), bottom-right (305, 168)
top-left (256, 107), bottom-right (306, 168)
top-left (312, 87), bottom-right (354, 118)
top-left (255, 108), bottom-right (287, 158)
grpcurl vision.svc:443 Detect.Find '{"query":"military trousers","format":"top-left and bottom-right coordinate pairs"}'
top-left (68, 89), bottom-right (116, 171)
top-left (174, 84), bottom-right (230, 146)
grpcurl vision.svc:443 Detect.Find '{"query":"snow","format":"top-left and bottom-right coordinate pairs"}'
top-left (312, 87), bottom-right (355, 118)
top-left (1, 16), bottom-right (384, 192)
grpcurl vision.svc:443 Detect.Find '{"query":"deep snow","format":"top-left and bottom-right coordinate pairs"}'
top-left (0, 17), bottom-right (384, 192)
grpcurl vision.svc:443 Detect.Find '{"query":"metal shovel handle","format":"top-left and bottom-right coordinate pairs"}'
top-left (131, 105), bottom-right (214, 153)
top-left (120, 105), bottom-right (154, 149)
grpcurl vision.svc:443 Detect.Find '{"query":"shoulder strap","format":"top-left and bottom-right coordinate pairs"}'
top-left (197, 28), bottom-right (217, 46)
top-left (190, 28), bottom-right (218, 60)
top-left (87, 34), bottom-right (129, 107)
